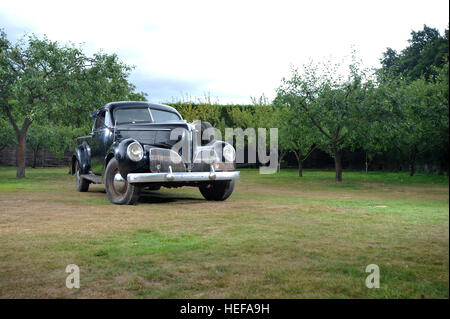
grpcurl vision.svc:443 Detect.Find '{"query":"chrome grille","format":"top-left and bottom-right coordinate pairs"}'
top-left (120, 130), bottom-right (176, 147)
top-left (193, 148), bottom-right (219, 164)
top-left (149, 148), bottom-right (186, 173)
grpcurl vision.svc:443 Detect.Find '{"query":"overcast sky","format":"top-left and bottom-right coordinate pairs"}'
top-left (1, 0), bottom-right (448, 104)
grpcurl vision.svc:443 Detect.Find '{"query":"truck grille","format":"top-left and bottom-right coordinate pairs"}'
top-left (120, 130), bottom-right (177, 147)
top-left (193, 148), bottom-right (219, 164)
top-left (149, 148), bottom-right (186, 173)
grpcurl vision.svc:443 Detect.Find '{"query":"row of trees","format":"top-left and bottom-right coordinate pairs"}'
top-left (0, 30), bottom-right (146, 177)
top-left (273, 25), bottom-right (448, 181)
top-left (274, 55), bottom-right (448, 181)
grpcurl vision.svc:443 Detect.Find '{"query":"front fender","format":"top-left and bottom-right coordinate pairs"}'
top-left (72, 142), bottom-right (91, 174)
top-left (105, 139), bottom-right (149, 179)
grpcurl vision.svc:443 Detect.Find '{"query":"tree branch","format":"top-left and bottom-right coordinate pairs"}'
top-left (21, 117), bottom-right (32, 133)
top-left (2, 103), bottom-right (19, 135)
top-left (297, 97), bottom-right (332, 140)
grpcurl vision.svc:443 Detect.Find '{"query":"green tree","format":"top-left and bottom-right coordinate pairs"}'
top-left (26, 123), bottom-right (84, 168)
top-left (394, 62), bottom-right (448, 176)
top-left (0, 31), bottom-right (88, 177)
top-left (276, 59), bottom-right (374, 181)
top-left (357, 76), bottom-right (403, 172)
top-left (26, 124), bottom-right (50, 168)
top-left (272, 102), bottom-right (317, 176)
top-left (0, 30), bottom-right (146, 177)
top-left (380, 25), bottom-right (449, 80)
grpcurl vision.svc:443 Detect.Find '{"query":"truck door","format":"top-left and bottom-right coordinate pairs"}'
top-left (90, 110), bottom-right (113, 174)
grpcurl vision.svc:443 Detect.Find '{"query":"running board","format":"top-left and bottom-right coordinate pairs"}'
top-left (80, 174), bottom-right (102, 184)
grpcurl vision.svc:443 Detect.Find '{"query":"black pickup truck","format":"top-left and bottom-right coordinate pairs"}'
top-left (71, 101), bottom-right (239, 205)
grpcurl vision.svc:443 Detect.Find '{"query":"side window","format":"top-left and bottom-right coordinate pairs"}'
top-left (94, 111), bottom-right (106, 130)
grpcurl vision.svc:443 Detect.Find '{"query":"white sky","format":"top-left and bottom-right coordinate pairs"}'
top-left (1, 0), bottom-right (448, 104)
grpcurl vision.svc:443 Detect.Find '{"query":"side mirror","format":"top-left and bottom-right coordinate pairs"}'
top-left (90, 111), bottom-right (97, 118)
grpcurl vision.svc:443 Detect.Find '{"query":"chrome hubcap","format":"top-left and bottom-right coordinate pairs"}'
top-left (113, 172), bottom-right (126, 194)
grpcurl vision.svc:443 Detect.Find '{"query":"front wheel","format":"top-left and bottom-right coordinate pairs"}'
top-left (199, 180), bottom-right (235, 201)
top-left (105, 158), bottom-right (140, 205)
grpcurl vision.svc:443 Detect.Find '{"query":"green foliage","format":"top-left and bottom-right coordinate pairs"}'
top-left (71, 52), bottom-right (147, 126)
top-left (271, 102), bottom-right (317, 174)
top-left (380, 25), bottom-right (449, 80)
top-left (0, 29), bottom-right (146, 176)
top-left (370, 57), bottom-right (449, 175)
top-left (399, 62), bottom-right (448, 173)
top-left (168, 102), bottom-right (226, 130)
top-left (275, 56), bottom-right (375, 181)
top-left (0, 115), bottom-right (16, 150)
top-left (372, 25), bottom-right (449, 175)
top-left (166, 102), bottom-right (274, 136)
top-left (166, 102), bottom-right (276, 160)
top-left (27, 123), bottom-right (86, 158)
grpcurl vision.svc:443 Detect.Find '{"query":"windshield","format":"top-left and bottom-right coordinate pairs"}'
top-left (151, 109), bottom-right (181, 122)
top-left (114, 108), bottom-right (152, 124)
top-left (113, 107), bottom-right (181, 124)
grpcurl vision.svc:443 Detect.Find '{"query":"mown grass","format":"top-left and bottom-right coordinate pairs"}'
top-left (0, 166), bottom-right (448, 298)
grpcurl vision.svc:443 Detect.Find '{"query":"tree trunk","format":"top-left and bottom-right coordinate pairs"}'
top-left (298, 159), bottom-right (303, 177)
top-left (365, 151), bottom-right (369, 173)
top-left (409, 146), bottom-right (417, 177)
top-left (277, 151), bottom-right (285, 173)
top-left (3, 104), bottom-right (32, 178)
top-left (32, 145), bottom-right (40, 169)
top-left (333, 145), bottom-right (342, 182)
top-left (16, 132), bottom-right (27, 178)
top-left (292, 149), bottom-right (303, 177)
top-left (409, 161), bottom-right (415, 177)
top-left (298, 149), bottom-right (303, 177)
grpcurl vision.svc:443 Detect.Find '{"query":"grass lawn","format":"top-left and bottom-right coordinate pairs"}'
top-left (0, 166), bottom-right (448, 298)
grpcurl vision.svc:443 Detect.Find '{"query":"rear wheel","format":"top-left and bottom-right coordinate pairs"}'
top-left (199, 180), bottom-right (235, 201)
top-left (105, 158), bottom-right (140, 205)
top-left (75, 160), bottom-right (90, 192)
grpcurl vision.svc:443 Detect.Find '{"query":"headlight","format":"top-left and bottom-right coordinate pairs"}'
top-left (223, 144), bottom-right (235, 162)
top-left (127, 142), bottom-right (144, 162)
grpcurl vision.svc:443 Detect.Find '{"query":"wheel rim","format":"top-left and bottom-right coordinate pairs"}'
top-left (112, 169), bottom-right (127, 195)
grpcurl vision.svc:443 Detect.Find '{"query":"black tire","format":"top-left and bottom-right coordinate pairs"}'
top-left (75, 160), bottom-right (90, 192)
top-left (199, 180), bottom-right (235, 201)
top-left (105, 158), bottom-right (140, 205)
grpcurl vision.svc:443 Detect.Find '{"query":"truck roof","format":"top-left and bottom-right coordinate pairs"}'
top-left (94, 101), bottom-right (182, 118)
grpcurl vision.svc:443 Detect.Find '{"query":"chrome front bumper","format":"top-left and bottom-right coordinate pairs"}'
top-left (127, 165), bottom-right (240, 183)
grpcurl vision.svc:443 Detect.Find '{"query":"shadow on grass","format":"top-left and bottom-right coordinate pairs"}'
top-left (139, 190), bottom-right (203, 204)
top-left (78, 185), bottom-right (203, 204)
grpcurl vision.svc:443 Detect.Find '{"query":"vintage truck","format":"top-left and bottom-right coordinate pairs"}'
top-left (71, 101), bottom-right (239, 205)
